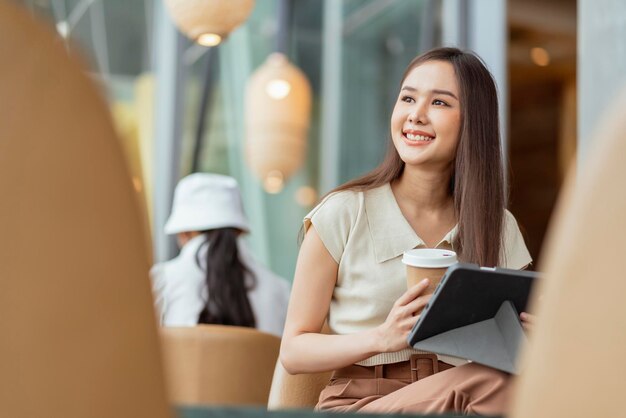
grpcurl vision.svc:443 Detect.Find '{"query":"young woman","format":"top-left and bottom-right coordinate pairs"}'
top-left (280, 47), bottom-right (534, 415)
top-left (151, 173), bottom-right (290, 337)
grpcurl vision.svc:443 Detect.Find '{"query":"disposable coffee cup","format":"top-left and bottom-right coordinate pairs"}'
top-left (402, 249), bottom-right (458, 295)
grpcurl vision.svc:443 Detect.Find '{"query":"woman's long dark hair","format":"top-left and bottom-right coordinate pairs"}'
top-left (197, 227), bottom-right (257, 327)
top-left (325, 47), bottom-right (505, 267)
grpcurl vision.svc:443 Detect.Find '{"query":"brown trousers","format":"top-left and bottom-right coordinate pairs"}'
top-left (315, 356), bottom-right (511, 416)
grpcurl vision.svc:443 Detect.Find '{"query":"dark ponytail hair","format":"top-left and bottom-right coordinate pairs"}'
top-left (197, 227), bottom-right (257, 328)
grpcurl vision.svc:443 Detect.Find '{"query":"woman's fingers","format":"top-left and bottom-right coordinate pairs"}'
top-left (402, 314), bottom-right (420, 331)
top-left (380, 281), bottom-right (432, 352)
top-left (404, 293), bottom-right (432, 316)
top-left (396, 278), bottom-right (430, 306)
top-left (520, 312), bottom-right (536, 331)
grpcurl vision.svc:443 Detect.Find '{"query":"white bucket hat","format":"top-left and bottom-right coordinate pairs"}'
top-left (164, 173), bottom-right (250, 235)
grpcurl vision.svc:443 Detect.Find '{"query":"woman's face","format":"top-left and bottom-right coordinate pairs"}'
top-left (390, 60), bottom-right (461, 169)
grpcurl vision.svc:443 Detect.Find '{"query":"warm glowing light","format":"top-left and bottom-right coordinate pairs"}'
top-left (246, 53), bottom-right (312, 188)
top-left (197, 33), bottom-right (222, 47)
top-left (295, 186), bottom-right (317, 207)
top-left (530, 47), bottom-right (550, 67)
top-left (165, 0), bottom-right (254, 47)
top-left (265, 79), bottom-right (291, 99)
top-left (264, 170), bottom-right (284, 194)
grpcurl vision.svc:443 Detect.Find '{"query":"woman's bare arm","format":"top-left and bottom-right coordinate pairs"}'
top-left (280, 226), bottom-right (430, 374)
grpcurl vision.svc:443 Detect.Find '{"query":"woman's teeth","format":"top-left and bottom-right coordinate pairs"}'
top-left (405, 133), bottom-right (434, 141)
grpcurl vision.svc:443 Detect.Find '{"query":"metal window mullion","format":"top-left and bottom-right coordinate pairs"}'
top-left (319, 0), bottom-right (343, 193)
top-left (152, 1), bottom-right (186, 262)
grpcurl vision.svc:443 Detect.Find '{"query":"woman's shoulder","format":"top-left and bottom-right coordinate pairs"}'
top-left (500, 208), bottom-right (532, 269)
top-left (502, 208), bottom-right (523, 232)
top-left (303, 188), bottom-right (371, 263)
top-left (305, 188), bottom-right (365, 224)
top-left (150, 246), bottom-right (205, 288)
top-left (318, 188), bottom-right (363, 208)
top-left (501, 208), bottom-right (525, 244)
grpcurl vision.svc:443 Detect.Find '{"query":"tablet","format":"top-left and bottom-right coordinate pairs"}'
top-left (407, 263), bottom-right (538, 373)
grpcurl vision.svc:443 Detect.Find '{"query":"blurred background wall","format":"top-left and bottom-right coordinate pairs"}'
top-left (507, 0), bottom-right (576, 266)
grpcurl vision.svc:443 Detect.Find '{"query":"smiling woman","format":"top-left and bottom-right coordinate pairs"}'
top-left (280, 47), bottom-right (532, 416)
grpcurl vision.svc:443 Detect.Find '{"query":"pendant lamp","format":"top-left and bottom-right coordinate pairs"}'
top-left (164, 0), bottom-right (255, 46)
top-left (245, 53), bottom-right (312, 193)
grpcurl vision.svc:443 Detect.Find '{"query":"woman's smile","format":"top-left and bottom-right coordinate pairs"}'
top-left (402, 129), bottom-right (436, 145)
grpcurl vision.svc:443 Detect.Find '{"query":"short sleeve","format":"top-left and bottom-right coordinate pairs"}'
top-left (303, 191), bottom-right (360, 264)
top-left (501, 209), bottom-right (533, 269)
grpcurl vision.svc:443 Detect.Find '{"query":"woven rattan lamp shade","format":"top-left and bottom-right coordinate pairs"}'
top-left (164, 0), bottom-right (255, 45)
top-left (245, 53), bottom-right (312, 193)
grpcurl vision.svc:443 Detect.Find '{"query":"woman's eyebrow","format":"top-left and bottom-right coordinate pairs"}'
top-left (401, 86), bottom-right (458, 100)
top-left (432, 89), bottom-right (458, 100)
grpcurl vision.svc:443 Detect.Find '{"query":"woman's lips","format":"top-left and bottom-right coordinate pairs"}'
top-left (402, 131), bottom-right (435, 145)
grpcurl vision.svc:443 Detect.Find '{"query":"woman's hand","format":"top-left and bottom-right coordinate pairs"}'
top-left (520, 312), bottom-right (537, 332)
top-left (375, 278), bottom-right (432, 353)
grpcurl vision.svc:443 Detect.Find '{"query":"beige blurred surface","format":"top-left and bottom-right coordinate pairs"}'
top-left (0, 2), bottom-right (169, 417)
top-left (267, 359), bottom-right (332, 410)
top-left (511, 89), bottom-right (626, 417)
top-left (267, 323), bottom-right (332, 410)
top-left (160, 325), bottom-right (281, 407)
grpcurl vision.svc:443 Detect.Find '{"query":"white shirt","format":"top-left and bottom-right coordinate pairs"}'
top-left (150, 234), bottom-right (290, 337)
top-left (305, 183), bottom-right (532, 366)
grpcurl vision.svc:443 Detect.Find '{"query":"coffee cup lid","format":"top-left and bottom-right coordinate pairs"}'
top-left (402, 248), bottom-right (457, 268)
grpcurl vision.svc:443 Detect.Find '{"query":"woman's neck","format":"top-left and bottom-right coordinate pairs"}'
top-left (393, 164), bottom-right (453, 213)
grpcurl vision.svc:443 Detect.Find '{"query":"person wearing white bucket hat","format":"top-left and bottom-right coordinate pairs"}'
top-left (163, 173), bottom-right (250, 236)
top-left (150, 173), bottom-right (290, 336)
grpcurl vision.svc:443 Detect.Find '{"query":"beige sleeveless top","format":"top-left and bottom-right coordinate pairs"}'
top-left (304, 183), bottom-right (532, 366)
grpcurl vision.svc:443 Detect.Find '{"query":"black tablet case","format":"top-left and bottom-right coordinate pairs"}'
top-left (407, 263), bottom-right (537, 374)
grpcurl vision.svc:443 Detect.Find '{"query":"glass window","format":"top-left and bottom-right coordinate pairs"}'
top-left (17, 0), bottom-right (439, 281)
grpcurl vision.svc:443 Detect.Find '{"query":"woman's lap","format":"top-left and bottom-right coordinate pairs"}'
top-left (316, 363), bottom-right (511, 416)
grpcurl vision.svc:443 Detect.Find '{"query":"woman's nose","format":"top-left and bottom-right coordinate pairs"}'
top-left (408, 104), bottom-right (428, 124)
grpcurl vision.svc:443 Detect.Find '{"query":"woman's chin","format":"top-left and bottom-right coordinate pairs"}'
top-left (398, 152), bottom-right (431, 166)
top-left (399, 154), bottom-right (454, 170)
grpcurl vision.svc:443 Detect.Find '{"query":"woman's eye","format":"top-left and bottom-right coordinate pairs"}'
top-left (401, 95), bottom-right (415, 103)
top-left (432, 99), bottom-right (449, 106)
